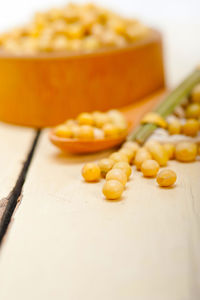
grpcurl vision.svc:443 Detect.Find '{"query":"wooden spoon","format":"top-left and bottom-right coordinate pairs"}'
top-left (49, 89), bottom-right (166, 154)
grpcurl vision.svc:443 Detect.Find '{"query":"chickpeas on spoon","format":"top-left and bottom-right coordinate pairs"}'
top-left (49, 109), bottom-right (133, 154)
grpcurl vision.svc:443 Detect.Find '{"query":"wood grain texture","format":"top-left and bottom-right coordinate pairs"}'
top-left (0, 130), bottom-right (199, 300)
top-left (0, 123), bottom-right (36, 223)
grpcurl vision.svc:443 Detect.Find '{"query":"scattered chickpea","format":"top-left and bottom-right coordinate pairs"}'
top-left (122, 141), bottom-right (140, 153)
top-left (98, 158), bottom-right (114, 177)
top-left (168, 119), bottom-right (182, 135)
top-left (156, 169), bottom-right (177, 187)
top-left (106, 168), bottom-right (127, 186)
top-left (113, 161), bottom-right (132, 179)
top-left (118, 148), bottom-right (135, 164)
top-left (134, 147), bottom-right (152, 170)
top-left (175, 142), bottom-right (197, 162)
top-left (78, 125), bottom-right (94, 140)
top-left (185, 103), bottom-right (200, 119)
top-left (102, 180), bottom-right (124, 200)
top-left (82, 163), bottom-right (101, 182)
top-left (77, 112), bottom-right (94, 126)
top-left (163, 143), bottom-right (175, 160)
top-left (145, 141), bottom-right (168, 166)
top-left (141, 159), bottom-right (159, 178)
top-left (191, 84), bottom-right (200, 103)
top-left (182, 119), bottom-right (199, 136)
top-left (109, 152), bottom-right (129, 163)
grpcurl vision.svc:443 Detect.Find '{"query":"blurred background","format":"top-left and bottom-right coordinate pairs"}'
top-left (0, 0), bottom-right (199, 86)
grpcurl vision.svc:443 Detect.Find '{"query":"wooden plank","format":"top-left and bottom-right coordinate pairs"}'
top-left (0, 129), bottom-right (199, 300)
top-left (0, 123), bottom-right (36, 225)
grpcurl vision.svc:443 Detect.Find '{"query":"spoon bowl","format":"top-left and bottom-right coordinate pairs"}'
top-left (49, 89), bottom-right (166, 154)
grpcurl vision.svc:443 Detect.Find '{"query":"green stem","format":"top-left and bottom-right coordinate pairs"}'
top-left (128, 68), bottom-right (200, 144)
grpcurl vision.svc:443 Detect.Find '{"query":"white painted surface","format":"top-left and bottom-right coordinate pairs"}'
top-left (0, 131), bottom-right (199, 300)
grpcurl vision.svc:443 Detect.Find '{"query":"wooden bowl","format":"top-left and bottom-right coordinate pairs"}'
top-left (0, 29), bottom-right (165, 128)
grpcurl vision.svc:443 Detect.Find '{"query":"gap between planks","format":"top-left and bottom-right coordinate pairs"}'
top-left (0, 130), bottom-right (40, 244)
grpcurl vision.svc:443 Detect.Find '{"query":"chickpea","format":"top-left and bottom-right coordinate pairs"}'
top-left (122, 141), bottom-right (140, 153)
top-left (107, 109), bottom-right (126, 124)
top-left (98, 158), bottom-right (114, 177)
top-left (70, 124), bottom-right (81, 138)
top-left (102, 180), bottom-right (124, 200)
top-left (65, 119), bottom-right (77, 127)
top-left (107, 18), bottom-right (126, 35)
top-left (54, 125), bottom-right (73, 138)
top-left (93, 112), bottom-right (110, 128)
top-left (156, 169), bottom-right (177, 187)
top-left (134, 147), bottom-right (152, 170)
top-left (141, 159), bottom-right (159, 177)
top-left (82, 163), bottom-right (101, 182)
top-left (52, 36), bottom-right (69, 51)
top-left (106, 168), bottom-right (127, 186)
top-left (115, 122), bottom-right (128, 135)
top-left (83, 36), bottom-right (100, 50)
top-left (77, 112), bottom-right (94, 126)
top-left (118, 148), bottom-right (135, 164)
top-left (67, 23), bottom-right (85, 39)
top-left (103, 123), bottom-right (118, 138)
top-left (182, 119), bottom-right (199, 136)
top-left (190, 84), bottom-right (200, 103)
top-left (175, 142), bottom-right (197, 162)
top-left (113, 161), bottom-right (132, 179)
top-left (185, 103), bottom-right (200, 119)
top-left (78, 125), bottom-right (94, 140)
top-left (163, 143), bottom-right (175, 160)
top-left (93, 128), bottom-right (104, 139)
top-left (168, 120), bottom-right (182, 135)
top-left (109, 152), bottom-right (129, 163)
top-left (145, 141), bottom-right (168, 166)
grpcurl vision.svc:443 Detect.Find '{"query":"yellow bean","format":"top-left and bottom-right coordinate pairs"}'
top-left (141, 159), bottom-right (159, 177)
top-left (134, 147), bottom-right (152, 170)
top-left (175, 142), bottom-right (197, 162)
top-left (113, 161), bottom-right (132, 179)
top-left (82, 163), bottom-right (101, 182)
top-left (156, 169), bottom-right (177, 187)
top-left (168, 120), bottom-right (182, 135)
top-left (106, 168), bottom-right (127, 186)
top-left (145, 141), bottom-right (168, 166)
top-left (163, 143), bottom-right (175, 160)
top-left (109, 152), bottom-right (129, 163)
top-left (98, 158), bottom-right (114, 177)
top-left (182, 119), bottom-right (199, 136)
top-left (102, 180), bottom-right (124, 200)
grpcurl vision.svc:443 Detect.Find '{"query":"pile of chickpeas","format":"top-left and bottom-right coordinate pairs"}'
top-left (82, 83), bottom-right (200, 200)
top-left (0, 3), bottom-right (149, 54)
top-left (54, 109), bottom-right (128, 140)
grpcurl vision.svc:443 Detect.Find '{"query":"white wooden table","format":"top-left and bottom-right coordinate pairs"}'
top-left (0, 23), bottom-right (199, 300)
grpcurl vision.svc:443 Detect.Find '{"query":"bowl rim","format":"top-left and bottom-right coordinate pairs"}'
top-left (0, 29), bottom-right (160, 60)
